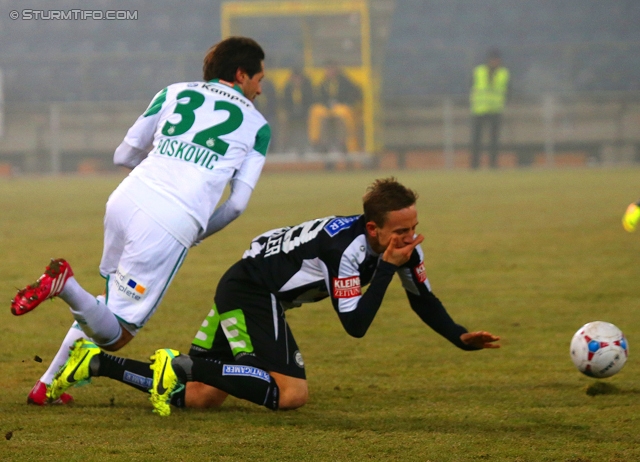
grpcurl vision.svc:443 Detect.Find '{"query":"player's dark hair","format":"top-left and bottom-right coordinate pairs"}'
top-left (203, 36), bottom-right (265, 82)
top-left (362, 178), bottom-right (418, 227)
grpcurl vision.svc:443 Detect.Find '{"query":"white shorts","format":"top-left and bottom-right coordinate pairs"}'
top-left (100, 189), bottom-right (188, 333)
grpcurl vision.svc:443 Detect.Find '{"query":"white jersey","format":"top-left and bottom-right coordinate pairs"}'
top-left (115, 80), bottom-right (270, 247)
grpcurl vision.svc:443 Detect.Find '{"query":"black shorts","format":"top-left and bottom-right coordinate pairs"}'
top-left (189, 261), bottom-right (306, 379)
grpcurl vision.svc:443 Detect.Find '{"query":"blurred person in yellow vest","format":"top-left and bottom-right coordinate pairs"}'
top-left (308, 62), bottom-right (362, 153)
top-left (469, 49), bottom-right (510, 169)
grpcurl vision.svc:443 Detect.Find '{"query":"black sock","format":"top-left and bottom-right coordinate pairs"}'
top-left (169, 387), bottom-right (186, 408)
top-left (172, 355), bottom-right (279, 410)
top-left (92, 353), bottom-right (187, 408)
top-left (93, 353), bottom-right (153, 393)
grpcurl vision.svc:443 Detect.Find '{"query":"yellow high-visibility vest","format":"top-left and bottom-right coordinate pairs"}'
top-left (470, 65), bottom-right (510, 115)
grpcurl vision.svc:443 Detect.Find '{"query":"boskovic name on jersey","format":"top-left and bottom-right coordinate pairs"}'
top-left (153, 138), bottom-right (219, 170)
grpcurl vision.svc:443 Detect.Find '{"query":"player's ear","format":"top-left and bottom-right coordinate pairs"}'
top-left (235, 67), bottom-right (246, 84)
top-left (365, 221), bottom-right (378, 238)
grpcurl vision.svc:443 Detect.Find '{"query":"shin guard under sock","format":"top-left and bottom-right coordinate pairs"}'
top-left (93, 353), bottom-right (153, 393)
top-left (91, 353), bottom-right (187, 408)
top-left (172, 355), bottom-right (279, 410)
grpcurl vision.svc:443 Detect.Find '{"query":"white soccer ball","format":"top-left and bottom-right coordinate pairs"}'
top-left (570, 321), bottom-right (628, 378)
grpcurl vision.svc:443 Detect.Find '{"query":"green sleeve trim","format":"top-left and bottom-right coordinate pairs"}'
top-left (253, 123), bottom-right (271, 156)
top-left (143, 87), bottom-right (168, 117)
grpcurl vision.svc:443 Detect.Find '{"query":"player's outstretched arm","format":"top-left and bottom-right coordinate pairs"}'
top-left (460, 331), bottom-right (501, 349)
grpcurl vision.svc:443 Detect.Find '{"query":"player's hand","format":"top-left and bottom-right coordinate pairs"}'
top-left (622, 203), bottom-right (640, 232)
top-left (460, 331), bottom-right (501, 349)
top-left (382, 234), bottom-right (424, 267)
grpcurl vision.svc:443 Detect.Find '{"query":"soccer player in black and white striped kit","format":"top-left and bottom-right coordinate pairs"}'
top-left (49, 178), bottom-right (500, 415)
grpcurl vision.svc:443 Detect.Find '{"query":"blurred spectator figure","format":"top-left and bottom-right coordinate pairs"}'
top-left (282, 68), bottom-right (313, 155)
top-left (308, 62), bottom-right (361, 153)
top-left (254, 78), bottom-right (279, 152)
top-left (469, 49), bottom-right (510, 169)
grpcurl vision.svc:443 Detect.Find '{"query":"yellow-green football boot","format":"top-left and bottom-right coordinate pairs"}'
top-left (48, 338), bottom-right (100, 401)
top-left (149, 348), bottom-right (184, 417)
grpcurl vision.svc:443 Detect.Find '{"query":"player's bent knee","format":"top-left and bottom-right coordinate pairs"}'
top-left (270, 373), bottom-right (307, 410)
top-left (278, 383), bottom-right (309, 410)
top-left (185, 382), bottom-right (228, 409)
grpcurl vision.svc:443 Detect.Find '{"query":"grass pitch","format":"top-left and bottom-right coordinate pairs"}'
top-left (1, 167), bottom-right (640, 461)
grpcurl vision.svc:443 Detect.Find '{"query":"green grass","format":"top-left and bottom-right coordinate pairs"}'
top-left (1, 168), bottom-right (640, 461)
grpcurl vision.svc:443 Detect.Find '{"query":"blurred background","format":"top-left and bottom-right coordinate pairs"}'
top-left (0, 0), bottom-right (638, 175)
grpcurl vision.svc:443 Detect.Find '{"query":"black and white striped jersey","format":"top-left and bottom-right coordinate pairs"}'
top-left (239, 214), bottom-right (476, 349)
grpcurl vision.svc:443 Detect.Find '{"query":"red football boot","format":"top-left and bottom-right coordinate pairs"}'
top-left (11, 259), bottom-right (74, 316)
top-left (27, 380), bottom-right (74, 406)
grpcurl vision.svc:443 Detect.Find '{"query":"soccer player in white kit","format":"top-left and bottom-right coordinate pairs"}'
top-left (11, 36), bottom-right (271, 406)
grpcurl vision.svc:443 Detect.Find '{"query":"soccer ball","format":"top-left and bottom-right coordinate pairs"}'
top-left (570, 321), bottom-right (628, 378)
